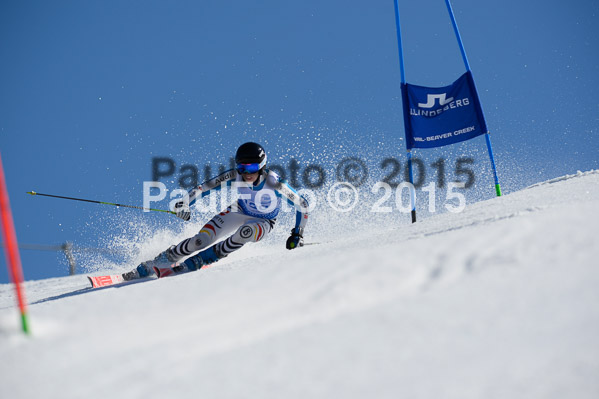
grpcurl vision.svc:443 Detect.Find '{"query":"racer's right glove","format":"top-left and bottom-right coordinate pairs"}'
top-left (286, 227), bottom-right (304, 250)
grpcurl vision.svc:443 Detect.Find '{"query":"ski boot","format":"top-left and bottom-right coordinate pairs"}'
top-left (183, 246), bottom-right (225, 272)
top-left (122, 246), bottom-right (179, 281)
top-left (154, 246), bottom-right (223, 277)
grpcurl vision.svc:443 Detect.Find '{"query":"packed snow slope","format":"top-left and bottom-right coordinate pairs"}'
top-left (1, 171), bottom-right (598, 399)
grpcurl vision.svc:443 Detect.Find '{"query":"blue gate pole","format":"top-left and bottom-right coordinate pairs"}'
top-left (485, 134), bottom-right (502, 196)
top-left (445, 0), bottom-right (471, 71)
top-left (394, 0), bottom-right (417, 222)
top-left (406, 150), bottom-right (417, 223)
top-left (445, 0), bottom-right (502, 196)
top-left (393, 0), bottom-right (406, 84)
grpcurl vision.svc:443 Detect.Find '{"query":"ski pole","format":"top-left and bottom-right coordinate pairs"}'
top-left (26, 191), bottom-right (176, 215)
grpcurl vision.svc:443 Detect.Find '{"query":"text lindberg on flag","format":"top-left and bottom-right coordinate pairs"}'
top-left (401, 71), bottom-right (488, 149)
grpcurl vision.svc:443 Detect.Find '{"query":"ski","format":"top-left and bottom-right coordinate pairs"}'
top-left (153, 264), bottom-right (191, 278)
top-left (88, 273), bottom-right (126, 288)
top-left (88, 272), bottom-right (156, 288)
top-left (88, 261), bottom-right (200, 288)
top-left (88, 269), bottom-right (152, 288)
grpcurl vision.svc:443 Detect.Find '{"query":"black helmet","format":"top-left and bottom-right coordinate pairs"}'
top-left (235, 142), bottom-right (267, 174)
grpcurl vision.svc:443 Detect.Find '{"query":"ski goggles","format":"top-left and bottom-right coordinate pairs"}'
top-left (236, 162), bottom-right (263, 174)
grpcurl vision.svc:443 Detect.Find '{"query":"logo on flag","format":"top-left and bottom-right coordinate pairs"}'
top-left (418, 93), bottom-right (454, 108)
top-left (401, 71), bottom-right (487, 149)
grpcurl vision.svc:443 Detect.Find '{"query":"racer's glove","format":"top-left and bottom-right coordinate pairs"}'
top-left (286, 227), bottom-right (304, 250)
top-left (174, 201), bottom-right (191, 221)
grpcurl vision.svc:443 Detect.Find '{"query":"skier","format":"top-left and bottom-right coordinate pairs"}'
top-left (123, 142), bottom-right (309, 280)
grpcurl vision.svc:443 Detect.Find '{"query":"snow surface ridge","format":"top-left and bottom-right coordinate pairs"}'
top-left (525, 169), bottom-right (598, 189)
top-left (0, 170), bottom-right (598, 399)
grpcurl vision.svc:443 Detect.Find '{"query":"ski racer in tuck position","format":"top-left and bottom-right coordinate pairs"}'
top-left (123, 142), bottom-right (309, 280)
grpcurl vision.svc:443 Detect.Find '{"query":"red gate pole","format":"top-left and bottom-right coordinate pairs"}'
top-left (0, 152), bottom-right (29, 334)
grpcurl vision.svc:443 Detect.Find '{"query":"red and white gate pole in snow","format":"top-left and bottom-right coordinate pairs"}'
top-left (0, 152), bottom-right (29, 334)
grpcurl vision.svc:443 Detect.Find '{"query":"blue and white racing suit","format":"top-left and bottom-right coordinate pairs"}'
top-left (169, 168), bottom-right (309, 260)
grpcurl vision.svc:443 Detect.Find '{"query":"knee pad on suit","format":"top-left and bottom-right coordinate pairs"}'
top-left (235, 222), bottom-right (268, 243)
top-left (191, 230), bottom-right (214, 251)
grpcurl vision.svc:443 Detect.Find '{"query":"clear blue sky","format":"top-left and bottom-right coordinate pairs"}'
top-left (1, 0), bottom-right (597, 282)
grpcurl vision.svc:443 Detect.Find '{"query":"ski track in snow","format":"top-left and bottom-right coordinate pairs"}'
top-left (1, 170), bottom-right (598, 399)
